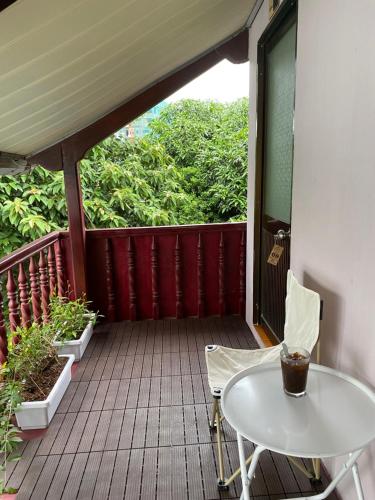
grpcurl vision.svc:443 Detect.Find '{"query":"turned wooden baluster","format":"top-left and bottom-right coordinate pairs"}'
top-left (197, 233), bottom-right (205, 318)
top-left (175, 235), bottom-right (183, 319)
top-left (39, 250), bottom-right (50, 323)
top-left (0, 287), bottom-right (8, 364)
top-left (151, 236), bottom-right (160, 320)
top-left (105, 238), bottom-right (116, 322)
top-left (18, 263), bottom-right (31, 328)
top-left (128, 236), bottom-right (137, 320)
top-left (218, 232), bottom-right (226, 316)
top-left (47, 245), bottom-right (57, 297)
top-left (239, 230), bottom-right (246, 316)
top-left (6, 269), bottom-right (20, 338)
top-left (54, 239), bottom-right (65, 297)
top-left (29, 256), bottom-right (42, 324)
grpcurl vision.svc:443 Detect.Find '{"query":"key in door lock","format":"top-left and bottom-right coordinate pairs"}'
top-left (273, 229), bottom-right (291, 242)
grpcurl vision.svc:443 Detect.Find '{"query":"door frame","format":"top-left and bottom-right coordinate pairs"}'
top-left (253, 0), bottom-right (297, 330)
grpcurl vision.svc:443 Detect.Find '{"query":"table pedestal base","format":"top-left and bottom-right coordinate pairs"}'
top-left (236, 433), bottom-right (365, 500)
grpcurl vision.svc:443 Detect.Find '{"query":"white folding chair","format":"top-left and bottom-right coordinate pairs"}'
top-left (205, 270), bottom-right (321, 490)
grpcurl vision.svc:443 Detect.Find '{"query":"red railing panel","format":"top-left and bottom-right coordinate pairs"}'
top-left (0, 289), bottom-right (7, 364)
top-left (85, 222), bottom-right (246, 321)
top-left (105, 238), bottom-right (116, 322)
top-left (0, 232), bottom-right (69, 361)
top-left (18, 263), bottom-right (31, 328)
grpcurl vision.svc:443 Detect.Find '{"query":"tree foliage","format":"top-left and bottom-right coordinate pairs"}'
top-left (149, 98), bottom-right (248, 221)
top-left (0, 137), bottom-right (204, 257)
top-left (0, 98), bottom-right (248, 258)
top-left (81, 137), bottom-right (204, 228)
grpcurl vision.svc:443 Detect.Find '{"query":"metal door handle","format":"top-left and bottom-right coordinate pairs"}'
top-left (274, 229), bottom-right (290, 242)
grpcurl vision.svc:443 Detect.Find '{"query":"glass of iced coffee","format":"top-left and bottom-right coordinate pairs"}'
top-left (280, 347), bottom-right (310, 397)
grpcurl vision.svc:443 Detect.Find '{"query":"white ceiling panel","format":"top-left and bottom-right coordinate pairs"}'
top-left (0, 0), bottom-right (254, 156)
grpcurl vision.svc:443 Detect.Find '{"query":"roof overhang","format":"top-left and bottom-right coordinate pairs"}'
top-left (0, 0), bottom-right (255, 171)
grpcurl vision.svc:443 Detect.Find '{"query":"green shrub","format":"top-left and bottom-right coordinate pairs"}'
top-left (49, 295), bottom-right (96, 342)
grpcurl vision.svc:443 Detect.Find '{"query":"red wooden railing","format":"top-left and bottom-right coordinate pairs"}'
top-left (0, 222), bottom-right (246, 363)
top-left (84, 222), bottom-right (246, 322)
top-left (0, 232), bottom-right (69, 364)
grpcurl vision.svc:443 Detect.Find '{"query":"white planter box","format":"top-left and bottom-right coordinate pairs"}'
top-left (53, 321), bottom-right (93, 361)
top-left (15, 354), bottom-right (74, 430)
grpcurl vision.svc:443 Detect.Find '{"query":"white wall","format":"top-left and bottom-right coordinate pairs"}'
top-left (247, 1), bottom-right (375, 498)
top-left (292, 2), bottom-right (375, 497)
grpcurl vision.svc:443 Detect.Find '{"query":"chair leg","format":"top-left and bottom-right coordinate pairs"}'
top-left (209, 398), bottom-right (219, 431)
top-left (312, 458), bottom-right (322, 482)
top-left (210, 397), bottom-right (253, 490)
top-left (215, 400), bottom-right (229, 491)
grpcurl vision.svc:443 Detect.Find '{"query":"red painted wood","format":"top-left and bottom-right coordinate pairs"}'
top-left (239, 230), bottom-right (246, 316)
top-left (0, 231), bottom-right (59, 275)
top-left (29, 256), bottom-right (42, 324)
top-left (86, 222), bottom-right (244, 239)
top-left (39, 250), bottom-right (50, 323)
top-left (63, 152), bottom-right (86, 299)
top-left (54, 239), bottom-right (66, 297)
top-left (18, 263), bottom-right (31, 328)
top-left (85, 222), bottom-right (246, 321)
top-left (218, 232), bottom-right (226, 316)
top-left (128, 236), bottom-right (137, 320)
top-left (6, 269), bottom-right (20, 333)
top-left (105, 238), bottom-right (116, 322)
top-left (0, 288), bottom-right (7, 364)
top-left (175, 235), bottom-right (183, 319)
top-left (151, 236), bottom-right (160, 320)
top-left (20, 428), bottom-right (47, 441)
top-left (197, 233), bottom-right (205, 318)
top-left (47, 245), bottom-right (57, 296)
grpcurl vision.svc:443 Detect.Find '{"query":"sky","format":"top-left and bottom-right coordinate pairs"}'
top-left (166, 60), bottom-right (249, 103)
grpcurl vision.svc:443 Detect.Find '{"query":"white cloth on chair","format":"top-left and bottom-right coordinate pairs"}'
top-left (205, 270), bottom-right (321, 394)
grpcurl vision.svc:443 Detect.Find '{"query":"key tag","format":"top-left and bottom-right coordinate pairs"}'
top-left (267, 244), bottom-right (284, 266)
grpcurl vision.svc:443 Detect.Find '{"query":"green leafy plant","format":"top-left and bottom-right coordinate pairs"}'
top-left (0, 323), bottom-right (61, 493)
top-left (49, 295), bottom-right (97, 342)
top-left (5, 324), bottom-right (58, 392)
top-left (149, 98), bottom-right (249, 222)
top-left (0, 380), bottom-right (22, 495)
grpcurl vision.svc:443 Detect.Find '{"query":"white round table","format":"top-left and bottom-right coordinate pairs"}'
top-left (221, 362), bottom-right (375, 500)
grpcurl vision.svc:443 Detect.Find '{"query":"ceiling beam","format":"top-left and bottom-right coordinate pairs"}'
top-left (0, 0), bottom-right (18, 13)
top-left (28, 29), bottom-right (248, 171)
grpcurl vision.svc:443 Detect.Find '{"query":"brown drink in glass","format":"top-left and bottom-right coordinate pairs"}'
top-left (280, 347), bottom-right (310, 397)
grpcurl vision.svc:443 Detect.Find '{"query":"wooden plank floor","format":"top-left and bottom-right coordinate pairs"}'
top-left (5, 317), bottom-right (339, 499)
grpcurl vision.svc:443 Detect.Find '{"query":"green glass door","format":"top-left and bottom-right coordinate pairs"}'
top-left (258, 14), bottom-right (296, 340)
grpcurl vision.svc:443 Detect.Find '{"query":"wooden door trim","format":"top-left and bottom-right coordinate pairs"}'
top-left (253, 0), bottom-right (297, 326)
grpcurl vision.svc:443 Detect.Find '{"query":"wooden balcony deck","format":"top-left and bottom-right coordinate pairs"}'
top-left (5, 317), bottom-right (338, 499)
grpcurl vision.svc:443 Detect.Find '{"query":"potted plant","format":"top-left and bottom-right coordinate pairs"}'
top-left (50, 295), bottom-right (97, 361)
top-left (1, 323), bottom-right (74, 430)
top-left (0, 381), bottom-right (22, 496)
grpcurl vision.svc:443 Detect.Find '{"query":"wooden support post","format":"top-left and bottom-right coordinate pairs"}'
top-left (63, 146), bottom-right (87, 299)
top-left (128, 236), bottom-right (137, 321)
top-left (18, 263), bottom-right (31, 328)
top-left (39, 250), bottom-right (50, 323)
top-left (175, 235), bottom-right (183, 319)
top-left (47, 245), bottom-right (57, 296)
top-left (54, 239), bottom-right (66, 297)
top-left (218, 232), bottom-right (226, 316)
top-left (197, 233), bottom-right (205, 318)
top-left (7, 269), bottom-right (20, 335)
top-left (105, 238), bottom-right (116, 322)
top-left (0, 287), bottom-right (8, 364)
top-left (29, 256), bottom-right (42, 323)
top-left (151, 236), bottom-right (160, 320)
